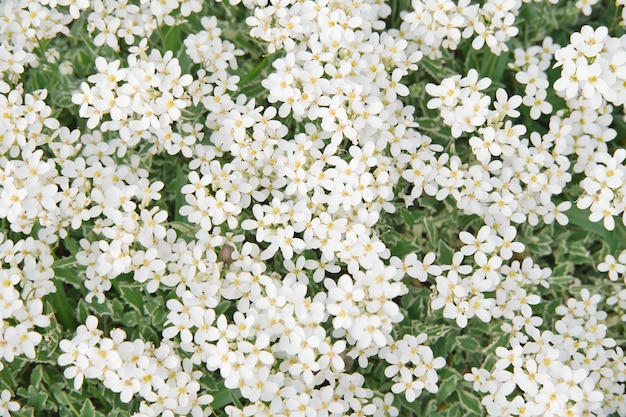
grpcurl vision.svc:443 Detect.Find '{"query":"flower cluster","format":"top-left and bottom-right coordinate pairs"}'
top-left (426, 69), bottom-right (495, 138)
top-left (184, 16), bottom-right (243, 73)
top-left (244, 0), bottom-right (393, 53)
top-left (85, 0), bottom-right (203, 51)
top-left (421, 225), bottom-right (549, 330)
top-left (466, 290), bottom-right (626, 417)
top-left (552, 26), bottom-right (626, 230)
top-left (0, 0), bottom-right (74, 85)
top-left (51, 0), bottom-right (449, 412)
top-left (381, 333), bottom-right (445, 402)
top-left (0, 235), bottom-right (53, 366)
top-left (0, 88), bottom-right (68, 237)
top-left (510, 38), bottom-right (559, 120)
top-left (61, 134), bottom-right (168, 302)
top-left (1, 0), bottom-right (625, 416)
top-left (71, 47), bottom-right (193, 156)
top-left (426, 69), bottom-right (573, 229)
top-left (598, 251), bottom-right (626, 321)
top-left (59, 316), bottom-right (213, 416)
top-left (554, 25), bottom-right (626, 111)
top-left (399, 0), bottom-right (478, 59)
top-left (578, 148), bottom-right (626, 230)
top-left (400, 0), bottom-right (526, 58)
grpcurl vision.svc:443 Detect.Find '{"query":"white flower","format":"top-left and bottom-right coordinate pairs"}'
top-left (464, 367), bottom-right (492, 392)
top-left (459, 226), bottom-right (495, 257)
top-left (515, 64), bottom-right (549, 96)
top-left (523, 89), bottom-right (552, 120)
top-left (493, 88), bottom-right (522, 119)
top-left (597, 254), bottom-right (625, 281)
top-left (392, 377), bottom-right (425, 402)
top-left (588, 199), bottom-right (617, 230)
top-left (542, 201), bottom-right (571, 226)
top-left (553, 59), bottom-right (581, 100)
top-left (571, 25), bottom-right (607, 57)
top-left (406, 252), bottom-right (441, 282)
top-left (0, 390), bottom-right (19, 416)
top-left (372, 392), bottom-right (398, 417)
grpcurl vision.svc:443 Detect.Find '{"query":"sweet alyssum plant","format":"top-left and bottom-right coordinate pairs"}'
top-left (0, 0), bottom-right (625, 416)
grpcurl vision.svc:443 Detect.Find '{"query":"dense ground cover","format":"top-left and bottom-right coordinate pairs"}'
top-left (0, 0), bottom-right (626, 416)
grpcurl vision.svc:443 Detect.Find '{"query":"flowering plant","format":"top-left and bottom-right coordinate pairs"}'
top-left (0, 0), bottom-right (625, 416)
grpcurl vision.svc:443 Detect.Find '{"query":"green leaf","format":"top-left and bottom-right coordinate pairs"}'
top-left (438, 240), bottom-right (454, 265)
top-left (118, 284), bottom-right (144, 313)
top-left (436, 368), bottom-right (460, 404)
top-left (108, 411), bottom-right (132, 417)
top-left (482, 50), bottom-right (511, 84)
top-left (419, 57), bottom-right (457, 82)
top-left (446, 403), bottom-right (463, 417)
top-left (410, 205), bottom-right (437, 222)
top-left (13, 407), bottom-right (35, 417)
top-left (238, 83), bottom-right (267, 100)
top-left (32, 391), bottom-right (50, 412)
top-left (54, 266), bottom-right (84, 289)
top-left (430, 335), bottom-right (447, 359)
top-left (457, 389), bottom-right (482, 416)
top-left (401, 208), bottom-right (415, 226)
top-left (49, 281), bottom-right (77, 330)
top-left (25, 390), bottom-right (50, 414)
top-left (77, 299), bottom-right (89, 323)
top-left (444, 329), bottom-right (460, 352)
top-left (149, 304), bottom-right (168, 327)
top-left (175, 165), bottom-right (186, 223)
top-left (86, 298), bottom-right (114, 317)
top-left (25, 70), bottom-right (47, 91)
top-left (423, 218), bottom-right (438, 247)
top-left (145, 295), bottom-right (167, 326)
top-left (551, 262), bottom-right (571, 277)
top-left (406, 288), bottom-right (429, 319)
top-left (391, 241), bottom-right (419, 258)
top-left (30, 365), bottom-right (44, 387)
top-left (74, 48), bottom-right (89, 67)
top-left (79, 399), bottom-right (96, 417)
top-left (549, 275), bottom-right (577, 287)
top-left (413, 117), bottom-right (453, 144)
top-left (63, 234), bottom-right (80, 253)
top-left (457, 335), bottom-right (481, 352)
top-left (50, 385), bottom-right (71, 404)
top-left (484, 333), bottom-right (510, 355)
top-left (524, 230), bottom-right (552, 257)
top-left (215, 300), bottom-right (231, 317)
top-left (112, 298), bottom-right (126, 321)
top-left (396, 392), bottom-right (421, 416)
top-left (50, 385), bottom-right (83, 416)
top-left (566, 205), bottom-right (617, 250)
top-left (211, 386), bottom-right (242, 410)
top-left (161, 25), bottom-right (181, 54)
top-left (34, 337), bottom-right (61, 365)
top-left (567, 240), bottom-right (591, 265)
top-left (139, 325), bottom-right (161, 344)
top-left (238, 54), bottom-right (270, 87)
top-left (122, 311), bottom-right (142, 327)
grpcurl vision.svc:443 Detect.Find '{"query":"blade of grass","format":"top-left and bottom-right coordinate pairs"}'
top-left (49, 281), bottom-right (77, 330)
